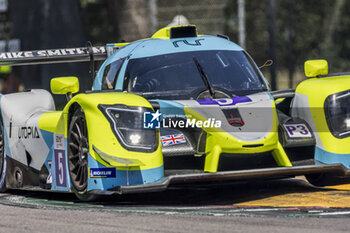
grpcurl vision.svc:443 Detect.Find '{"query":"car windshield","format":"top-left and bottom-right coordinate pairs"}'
top-left (125, 50), bottom-right (267, 99)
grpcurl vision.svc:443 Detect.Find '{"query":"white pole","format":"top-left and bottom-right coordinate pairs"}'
top-left (149, 0), bottom-right (158, 33)
top-left (238, 0), bottom-right (245, 48)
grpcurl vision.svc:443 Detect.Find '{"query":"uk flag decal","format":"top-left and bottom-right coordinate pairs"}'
top-left (161, 134), bottom-right (186, 147)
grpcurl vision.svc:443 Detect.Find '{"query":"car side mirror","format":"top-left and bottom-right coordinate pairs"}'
top-left (304, 59), bottom-right (328, 78)
top-left (50, 76), bottom-right (79, 100)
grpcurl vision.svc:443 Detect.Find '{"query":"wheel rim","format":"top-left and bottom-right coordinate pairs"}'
top-left (68, 112), bottom-right (88, 191)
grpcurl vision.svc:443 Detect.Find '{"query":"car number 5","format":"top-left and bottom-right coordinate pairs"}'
top-left (55, 149), bottom-right (66, 187)
top-left (58, 152), bottom-right (64, 185)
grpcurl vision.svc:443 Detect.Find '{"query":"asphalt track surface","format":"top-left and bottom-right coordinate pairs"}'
top-left (1, 177), bottom-right (350, 232)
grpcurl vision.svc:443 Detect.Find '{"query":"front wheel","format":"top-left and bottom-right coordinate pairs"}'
top-left (68, 108), bottom-right (96, 201)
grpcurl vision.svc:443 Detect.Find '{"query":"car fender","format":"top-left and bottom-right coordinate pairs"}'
top-left (65, 92), bottom-right (163, 187)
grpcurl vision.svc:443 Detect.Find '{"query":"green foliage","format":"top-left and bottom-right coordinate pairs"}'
top-left (80, 0), bottom-right (116, 45)
top-left (225, 0), bottom-right (350, 74)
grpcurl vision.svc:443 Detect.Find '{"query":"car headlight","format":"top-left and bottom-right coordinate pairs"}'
top-left (324, 89), bottom-right (350, 138)
top-left (98, 104), bottom-right (158, 152)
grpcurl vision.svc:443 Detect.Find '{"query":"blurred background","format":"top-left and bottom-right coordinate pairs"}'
top-left (0, 0), bottom-right (348, 94)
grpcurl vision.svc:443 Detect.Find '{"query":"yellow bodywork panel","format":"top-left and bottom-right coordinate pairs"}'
top-left (62, 92), bottom-right (163, 171)
top-left (304, 59), bottom-right (328, 78)
top-left (51, 76), bottom-right (79, 94)
top-left (113, 42), bottom-right (129, 47)
top-left (151, 24), bottom-right (197, 39)
top-left (183, 100), bottom-right (292, 173)
top-left (38, 111), bottom-right (63, 133)
top-left (296, 75), bottom-right (350, 154)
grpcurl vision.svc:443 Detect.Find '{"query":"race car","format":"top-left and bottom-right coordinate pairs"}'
top-left (0, 25), bottom-right (349, 200)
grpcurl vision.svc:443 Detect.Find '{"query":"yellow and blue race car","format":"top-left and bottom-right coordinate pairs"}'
top-left (0, 25), bottom-right (349, 200)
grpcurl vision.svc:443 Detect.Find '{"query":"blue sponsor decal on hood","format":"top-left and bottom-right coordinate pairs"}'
top-left (196, 96), bottom-right (252, 106)
top-left (89, 168), bottom-right (116, 178)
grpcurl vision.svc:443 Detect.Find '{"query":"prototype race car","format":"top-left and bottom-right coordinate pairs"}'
top-left (0, 25), bottom-right (349, 200)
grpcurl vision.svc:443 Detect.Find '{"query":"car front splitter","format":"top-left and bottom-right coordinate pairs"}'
top-left (89, 163), bottom-right (350, 195)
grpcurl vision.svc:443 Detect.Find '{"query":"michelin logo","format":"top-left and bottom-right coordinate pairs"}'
top-left (89, 168), bottom-right (116, 178)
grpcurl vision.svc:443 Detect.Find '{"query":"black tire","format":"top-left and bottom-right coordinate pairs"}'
top-left (0, 117), bottom-right (6, 192)
top-left (67, 108), bottom-right (96, 201)
top-left (75, 192), bottom-right (98, 202)
top-left (305, 172), bottom-right (348, 187)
